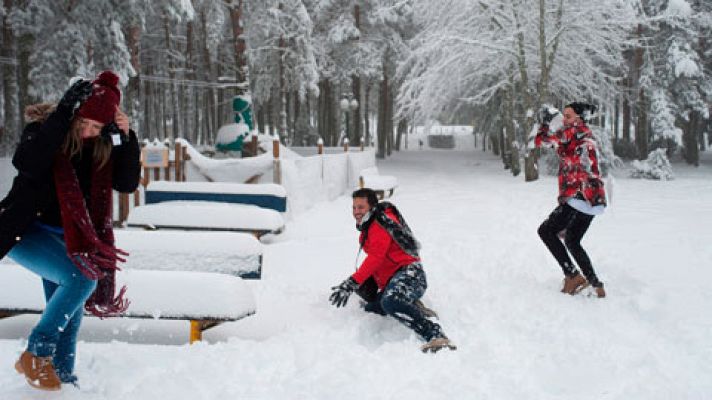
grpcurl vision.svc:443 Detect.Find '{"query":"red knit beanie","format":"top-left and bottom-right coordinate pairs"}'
top-left (77, 71), bottom-right (121, 124)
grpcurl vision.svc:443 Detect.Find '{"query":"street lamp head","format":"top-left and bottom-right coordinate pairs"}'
top-left (340, 98), bottom-right (350, 111)
top-left (349, 99), bottom-right (359, 111)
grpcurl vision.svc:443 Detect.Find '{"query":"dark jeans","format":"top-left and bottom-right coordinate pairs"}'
top-left (364, 263), bottom-right (444, 342)
top-left (537, 203), bottom-right (602, 287)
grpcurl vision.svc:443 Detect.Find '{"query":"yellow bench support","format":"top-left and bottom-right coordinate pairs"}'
top-left (189, 320), bottom-right (222, 344)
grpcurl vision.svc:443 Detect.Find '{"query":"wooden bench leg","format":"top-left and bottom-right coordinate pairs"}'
top-left (189, 320), bottom-right (222, 344)
top-left (0, 311), bottom-right (19, 320)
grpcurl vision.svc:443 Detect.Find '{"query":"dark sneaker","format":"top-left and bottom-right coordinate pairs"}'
top-left (561, 273), bottom-right (588, 295)
top-left (14, 351), bottom-right (62, 391)
top-left (421, 337), bottom-right (457, 353)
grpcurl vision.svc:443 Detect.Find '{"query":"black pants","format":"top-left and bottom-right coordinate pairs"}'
top-left (363, 264), bottom-right (444, 342)
top-left (537, 203), bottom-right (602, 287)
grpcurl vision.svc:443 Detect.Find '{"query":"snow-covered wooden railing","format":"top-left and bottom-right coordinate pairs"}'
top-left (115, 138), bottom-right (191, 225)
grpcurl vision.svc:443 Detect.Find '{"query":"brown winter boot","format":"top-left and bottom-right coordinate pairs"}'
top-left (14, 351), bottom-right (62, 391)
top-left (561, 273), bottom-right (588, 295)
top-left (421, 337), bottom-right (457, 353)
top-left (594, 285), bottom-right (606, 298)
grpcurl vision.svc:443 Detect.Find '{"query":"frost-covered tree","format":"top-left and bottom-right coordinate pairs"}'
top-left (246, 0), bottom-right (318, 145)
top-left (640, 0), bottom-right (711, 166)
top-left (398, 0), bottom-right (639, 179)
top-left (307, 0), bottom-right (414, 154)
top-left (1, 0), bottom-right (20, 155)
top-left (11, 0), bottom-right (136, 101)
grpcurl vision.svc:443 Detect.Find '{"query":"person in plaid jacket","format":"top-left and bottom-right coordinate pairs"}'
top-left (535, 102), bottom-right (607, 298)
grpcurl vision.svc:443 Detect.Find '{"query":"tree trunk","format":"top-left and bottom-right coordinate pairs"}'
top-left (17, 32), bottom-right (32, 118)
top-left (682, 111), bottom-right (700, 166)
top-left (257, 102), bottom-right (265, 134)
top-left (395, 118), bottom-right (407, 151)
top-left (636, 89), bottom-right (648, 159)
top-left (377, 75), bottom-right (387, 159)
top-left (613, 96), bottom-right (620, 142)
top-left (503, 86), bottom-right (521, 176)
top-left (622, 95), bottom-right (631, 143)
top-left (126, 24), bottom-right (141, 137)
top-left (185, 18), bottom-right (195, 143)
top-left (163, 14), bottom-right (179, 140)
top-left (376, 88), bottom-right (383, 157)
top-left (364, 82), bottom-right (370, 145)
top-left (278, 37), bottom-right (287, 140)
top-left (267, 94), bottom-right (274, 136)
top-left (229, 0), bottom-right (248, 95)
top-left (1, 0), bottom-right (19, 154)
top-left (200, 10), bottom-right (215, 143)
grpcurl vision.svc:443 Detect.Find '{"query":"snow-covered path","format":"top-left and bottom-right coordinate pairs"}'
top-left (1, 149), bottom-right (711, 399)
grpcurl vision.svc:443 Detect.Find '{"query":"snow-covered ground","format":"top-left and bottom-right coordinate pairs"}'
top-left (1, 148), bottom-right (711, 399)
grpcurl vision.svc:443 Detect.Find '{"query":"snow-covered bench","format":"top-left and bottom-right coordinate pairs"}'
top-left (0, 264), bottom-right (256, 343)
top-left (145, 181), bottom-right (287, 212)
top-left (126, 201), bottom-right (285, 239)
top-left (358, 166), bottom-right (398, 199)
top-left (115, 230), bottom-right (264, 279)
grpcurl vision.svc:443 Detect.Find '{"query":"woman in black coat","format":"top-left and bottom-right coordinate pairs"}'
top-left (0, 71), bottom-right (140, 391)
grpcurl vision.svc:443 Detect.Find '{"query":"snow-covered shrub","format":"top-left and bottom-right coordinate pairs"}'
top-left (630, 148), bottom-right (674, 180)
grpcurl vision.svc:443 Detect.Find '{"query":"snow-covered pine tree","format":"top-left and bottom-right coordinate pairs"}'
top-left (398, 0), bottom-right (639, 179)
top-left (246, 0), bottom-right (318, 146)
top-left (641, 0), bottom-right (711, 166)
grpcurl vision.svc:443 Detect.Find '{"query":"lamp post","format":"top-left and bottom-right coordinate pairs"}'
top-left (340, 96), bottom-right (359, 143)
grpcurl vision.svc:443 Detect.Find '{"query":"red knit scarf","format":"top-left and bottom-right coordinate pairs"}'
top-left (53, 152), bottom-right (129, 318)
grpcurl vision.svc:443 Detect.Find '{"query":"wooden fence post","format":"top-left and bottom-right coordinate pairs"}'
top-left (343, 137), bottom-right (349, 153)
top-left (175, 141), bottom-right (183, 182)
top-left (143, 167), bottom-right (151, 190)
top-left (118, 193), bottom-right (130, 225)
top-left (163, 139), bottom-right (171, 180)
top-left (251, 131), bottom-right (259, 156)
top-left (360, 136), bottom-right (365, 151)
top-left (182, 146), bottom-right (188, 181)
top-left (317, 137), bottom-right (324, 155)
top-left (273, 134), bottom-right (281, 185)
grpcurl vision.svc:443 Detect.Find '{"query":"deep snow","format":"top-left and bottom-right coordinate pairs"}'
top-left (1, 148), bottom-right (711, 399)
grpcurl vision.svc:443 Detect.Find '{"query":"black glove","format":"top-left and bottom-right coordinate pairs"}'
top-left (537, 106), bottom-right (558, 125)
top-left (58, 79), bottom-right (93, 113)
top-left (101, 121), bottom-right (128, 146)
top-left (329, 277), bottom-right (359, 308)
top-left (355, 276), bottom-right (379, 303)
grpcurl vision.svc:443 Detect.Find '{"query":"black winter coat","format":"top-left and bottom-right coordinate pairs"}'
top-left (0, 104), bottom-right (141, 260)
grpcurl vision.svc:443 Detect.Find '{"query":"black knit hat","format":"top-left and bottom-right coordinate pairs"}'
top-left (565, 102), bottom-right (597, 122)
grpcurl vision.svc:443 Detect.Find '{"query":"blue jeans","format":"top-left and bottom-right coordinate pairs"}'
top-left (364, 263), bottom-right (445, 342)
top-left (8, 223), bottom-right (97, 382)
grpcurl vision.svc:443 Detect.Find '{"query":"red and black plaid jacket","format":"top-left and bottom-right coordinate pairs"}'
top-left (535, 121), bottom-right (607, 207)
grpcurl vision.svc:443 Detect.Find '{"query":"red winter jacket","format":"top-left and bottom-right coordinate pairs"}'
top-left (352, 209), bottom-right (419, 290)
top-left (535, 121), bottom-right (607, 207)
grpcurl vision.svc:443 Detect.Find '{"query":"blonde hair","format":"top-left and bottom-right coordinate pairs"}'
top-left (62, 118), bottom-right (113, 169)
